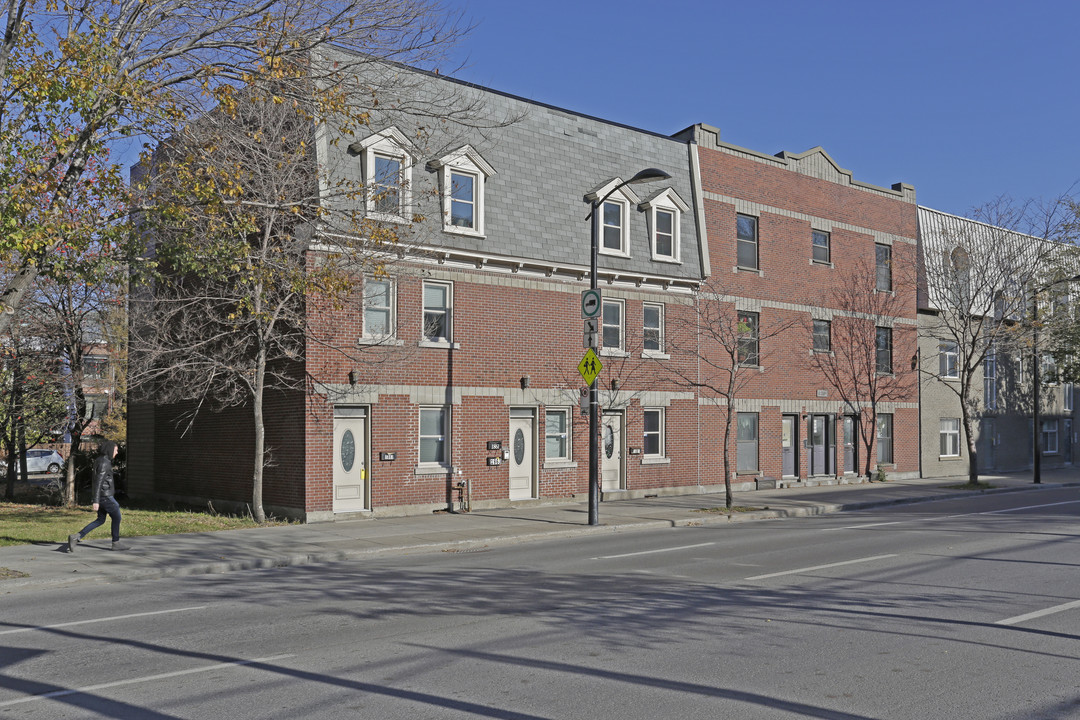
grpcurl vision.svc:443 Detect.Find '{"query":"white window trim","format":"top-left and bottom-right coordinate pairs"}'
top-left (355, 127), bottom-right (413, 223)
top-left (811, 229), bottom-right (831, 265)
top-left (1043, 419), bottom-right (1059, 454)
top-left (736, 213), bottom-right (759, 271)
top-left (642, 302), bottom-right (667, 359)
top-left (421, 280), bottom-right (457, 347)
top-left (417, 406), bottom-right (451, 471)
top-left (640, 188), bottom-right (689, 264)
top-left (359, 276), bottom-right (401, 345)
top-left (600, 298), bottom-right (626, 356)
top-left (643, 407), bottom-right (666, 459)
top-left (543, 407), bottom-right (575, 468)
top-left (1065, 382), bottom-right (1074, 412)
top-left (428, 145), bottom-right (496, 238)
top-left (586, 179), bottom-right (641, 258)
top-left (940, 342), bottom-right (959, 379)
top-left (939, 418), bottom-right (961, 458)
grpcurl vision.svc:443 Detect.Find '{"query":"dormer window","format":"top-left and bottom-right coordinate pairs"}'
top-left (428, 145), bottom-right (496, 237)
top-left (640, 188), bottom-right (689, 263)
top-left (352, 127), bottom-right (413, 222)
top-left (585, 179), bottom-right (641, 258)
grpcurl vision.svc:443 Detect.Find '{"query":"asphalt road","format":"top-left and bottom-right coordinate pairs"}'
top-left (3, 487), bottom-right (1080, 719)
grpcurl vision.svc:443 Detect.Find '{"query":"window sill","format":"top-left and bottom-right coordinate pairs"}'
top-left (641, 350), bottom-right (670, 360)
top-left (734, 266), bottom-right (764, 277)
top-left (414, 464), bottom-right (451, 476)
top-left (810, 259), bottom-right (833, 268)
top-left (641, 456), bottom-right (670, 465)
top-left (443, 226), bottom-right (485, 239)
top-left (600, 348), bottom-right (630, 358)
top-left (811, 349), bottom-right (834, 356)
top-left (650, 255), bottom-right (682, 265)
top-left (543, 460), bottom-right (577, 470)
top-left (938, 455), bottom-right (963, 461)
top-left (599, 248), bottom-right (630, 259)
top-left (419, 340), bottom-right (461, 350)
top-left (366, 211), bottom-right (410, 225)
top-left (358, 336), bottom-right (404, 346)
top-left (940, 375), bottom-right (960, 381)
top-left (874, 288), bottom-right (895, 296)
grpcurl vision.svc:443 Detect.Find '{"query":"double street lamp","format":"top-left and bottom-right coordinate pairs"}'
top-left (1031, 274), bottom-right (1080, 484)
top-left (585, 168), bottom-right (671, 525)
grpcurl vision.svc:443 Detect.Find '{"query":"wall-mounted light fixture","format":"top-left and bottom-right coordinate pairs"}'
top-left (520, 376), bottom-right (530, 389)
top-left (348, 370), bottom-right (358, 386)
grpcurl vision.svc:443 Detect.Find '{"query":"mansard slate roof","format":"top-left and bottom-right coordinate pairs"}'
top-left (323, 56), bottom-right (703, 284)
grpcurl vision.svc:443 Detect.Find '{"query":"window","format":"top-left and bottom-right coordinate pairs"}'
top-left (363, 278), bottom-right (394, 339)
top-left (372, 154), bottom-right (402, 214)
top-left (812, 319), bottom-right (831, 353)
top-left (875, 327), bottom-right (892, 374)
top-left (875, 243), bottom-right (892, 292)
top-left (419, 407), bottom-right (449, 465)
top-left (422, 281), bottom-right (452, 342)
top-left (1066, 383), bottom-right (1074, 412)
top-left (643, 303), bottom-right (664, 353)
top-left (984, 350), bottom-right (997, 410)
top-left (430, 145), bottom-right (495, 236)
top-left (1042, 419), bottom-right (1059, 454)
top-left (602, 299), bottom-right (624, 353)
top-left (876, 413), bottom-right (893, 464)
top-left (641, 188), bottom-right (688, 262)
top-left (812, 230), bottom-right (830, 264)
top-left (736, 412), bottom-right (758, 471)
top-left (602, 200), bottom-right (626, 252)
top-left (354, 127), bottom-right (413, 220)
top-left (545, 409), bottom-right (570, 461)
top-left (738, 311), bottom-right (759, 366)
top-left (643, 408), bottom-right (664, 457)
top-left (1042, 353), bottom-right (1058, 384)
top-left (737, 214), bottom-right (758, 270)
top-left (939, 342), bottom-right (958, 378)
top-left (940, 418), bottom-right (961, 457)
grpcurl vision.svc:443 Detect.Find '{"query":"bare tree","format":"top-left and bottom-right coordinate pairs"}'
top-left (917, 197), bottom-right (1073, 485)
top-left (667, 278), bottom-right (798, 508)
top-left (806, 255), bottom-right (915, 480)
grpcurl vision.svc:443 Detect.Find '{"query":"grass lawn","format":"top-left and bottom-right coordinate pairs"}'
top-left (0, 499), bottom-right (289, 548)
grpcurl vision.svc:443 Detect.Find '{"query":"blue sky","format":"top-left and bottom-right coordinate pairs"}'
top-left (445, 0), bottom-right (1078, 217)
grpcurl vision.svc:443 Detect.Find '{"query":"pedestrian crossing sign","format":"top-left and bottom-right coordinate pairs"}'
top-left (578, 348), bottom-right (602, 385)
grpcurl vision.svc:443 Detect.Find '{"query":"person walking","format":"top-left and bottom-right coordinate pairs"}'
top-left (67, 441), bottom-right (128, 552)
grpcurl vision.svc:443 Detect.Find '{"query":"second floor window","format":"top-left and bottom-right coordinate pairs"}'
top-left (738, 311), bottom-right (759, 366)
top-left (939, 342), bottom-right (958, 378)
top-left (449, 171), bottom-right (476, 229)
top-left (602, 299), bottom-right (624, 352)
top-left (423, 282), bottom-right (452, 342)
top-left (363, 278), bottom-right (394, 338)
top-left (875, 327), bottom-right (892, 374)
top-left (602, 200), bottom-right (626, 253)
top-left (812, 319), bottom-right (831, 352)
top-left (643, 303), bottom-right (664, 353)
top-left (812, 230), bottom-right (830, 264)
top-left (373, 154), bottom-right (402, 215)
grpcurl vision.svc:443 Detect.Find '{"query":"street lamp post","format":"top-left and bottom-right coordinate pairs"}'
top-left (1031, 274), bottom-right (1080, 484)
top-left (586, 168), bottom-right (670, 525)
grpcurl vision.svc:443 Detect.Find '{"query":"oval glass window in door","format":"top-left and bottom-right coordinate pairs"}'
top-left (514, 429), bottom-right (525, 464)
top-left (604, 425), bottom-right (615, 458)
top-left (341, 430), bottom-right (355, 472)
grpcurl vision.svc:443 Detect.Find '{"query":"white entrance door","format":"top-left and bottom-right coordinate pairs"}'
top-left (333, 414), bottom-right (368, 513)
top-left (601, 412), bottom-right (624, 491)
top-left (509, 413), bottom-right (535, 500)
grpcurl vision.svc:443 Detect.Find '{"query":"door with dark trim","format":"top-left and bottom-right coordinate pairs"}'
top-left (810, 414), bottom-right (834, 476)
top-left (843, 415), bottom-right (858, 474)
top-left (782, 414), bottom-right (798, 477)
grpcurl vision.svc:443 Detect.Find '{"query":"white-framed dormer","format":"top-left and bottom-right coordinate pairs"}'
top-left (639, 188), bottom-right (689, 264)
top-left (585, 179), bottom-right (642, 258)
top-left (353, 126), bottom-right (413, 223)
top-left (428, 145), bottom-right (496, 238)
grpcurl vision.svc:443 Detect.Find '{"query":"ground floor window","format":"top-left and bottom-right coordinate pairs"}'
top-left (545, 408), bottom-right (570, 461)
top-left (419, 407), bottom-right (449, 465)
top-left (643, 408), bottom-right (664, 457)
top-left (876, 413), bottom-right (893, 464)
top-left (737, 412), bottom-right (758, 472)
top-left (1042, 419), bottom-right (1059, 454)
top-left (940, 418), bottom-right (961, 457)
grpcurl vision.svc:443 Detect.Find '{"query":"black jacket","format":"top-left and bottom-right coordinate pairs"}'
top-left (91, 441), bottom-right (117, 504)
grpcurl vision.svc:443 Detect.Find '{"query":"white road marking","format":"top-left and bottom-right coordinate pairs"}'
top-left (745, 554), bottom-right (898, 581)
top-left (0, 606), bottom-right (208, 635)
top-left (831, 521), bottom-right (905, 530)
top-left (996, 599), bottom-right (1080, 626)
top-left (592, 542), bottom-right (715, 560)
top-left (980, 500), bottom-right (1080, 515)
top-left (0, 654), bottom-right (294, 707)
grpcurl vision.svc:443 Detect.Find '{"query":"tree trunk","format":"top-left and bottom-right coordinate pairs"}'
top-left (961, 409), bottom-right (980, 486)
top-left (862, 409), bottom-right (876, 480)
top-left (64, 431), bottom-right (81, 507)
top-left (722, 408), bottom-right (733, 509)
top-left (251, 350), bottom-right (267, 524)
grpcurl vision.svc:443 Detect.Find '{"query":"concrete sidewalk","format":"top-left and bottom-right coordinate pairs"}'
top-left (2, 469), bottom-right (1078, 591)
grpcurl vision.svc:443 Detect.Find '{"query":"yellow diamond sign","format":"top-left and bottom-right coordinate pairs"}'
top-left (578, 348), bottom-right (602, 385)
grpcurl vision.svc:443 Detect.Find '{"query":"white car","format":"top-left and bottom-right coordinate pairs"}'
top-left (1, 449), bottom-right (65, 475)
